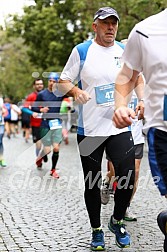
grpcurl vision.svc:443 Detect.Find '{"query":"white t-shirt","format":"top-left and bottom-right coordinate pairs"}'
top-left (11, 104), bottom-right (21, 121)
top-left (128, 93), bottom-right (145, 145)
top-left (60, 40), bottom-right (129, 136)
top-left (122, 8), bottom-right (167, 134)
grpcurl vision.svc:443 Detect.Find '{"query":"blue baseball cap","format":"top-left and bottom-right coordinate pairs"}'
top-left (48, 72), bottom-right (59, 81)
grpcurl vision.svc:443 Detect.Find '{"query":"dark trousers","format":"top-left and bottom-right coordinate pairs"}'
top-left (77, 131), bottom-right (135, 228)
top-left (147, 127), bottom-right (167, 196)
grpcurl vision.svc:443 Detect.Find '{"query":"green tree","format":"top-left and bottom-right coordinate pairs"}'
top-left (0, 34), bottom-right (36, 102)
top-left (66, 0), bottom-right (167, 41)
top-left (5, 0), bottom-right (167, 74)
top-left (7, 0), bottom-right (76, 71)
top-left (1, 0), bottom-right (166, 101)
top-left (108, 0), bottom-right (167, 39)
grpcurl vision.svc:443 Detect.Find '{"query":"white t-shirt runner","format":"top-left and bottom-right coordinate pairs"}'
top-left (122, 8), bottom-right (167, 134)
top-left (60, 39), bottom-right (129, 136)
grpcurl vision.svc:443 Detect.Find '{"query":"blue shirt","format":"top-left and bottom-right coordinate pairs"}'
top-left (33, 88), bottom-right (64, 128)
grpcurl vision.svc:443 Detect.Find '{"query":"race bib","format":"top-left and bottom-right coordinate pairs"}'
top-left (49, 119), bottom-right (62, 130)
top-left (95, 83), bottom-right (114, 107)
top-left (128, 97), bottom-right (138, 110)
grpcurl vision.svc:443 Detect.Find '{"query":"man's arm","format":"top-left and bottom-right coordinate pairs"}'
top-left (57, 45), bottom-right (91, 104)
top-left (23, 95), bottom-right (40, 117)
top-left (31, 93), bottom-right (49, 114)
top-left (113, 63), bottom-right (139, 128)
top-left (134, 73), bottom-right (145, 120)
top-left (58, 79), bottom-right (91, 104)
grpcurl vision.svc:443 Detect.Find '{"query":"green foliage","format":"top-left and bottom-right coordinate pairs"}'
top-left (0, 35), bottom-right (36, 102)
top-left (6, 0), bottom-right (167, 67)
top-left (7, 1), bottom-right (75, 71)
top-left (1, 0), bottom-right (166, 101)
top-left (103, 0), bottom-right (166, 39)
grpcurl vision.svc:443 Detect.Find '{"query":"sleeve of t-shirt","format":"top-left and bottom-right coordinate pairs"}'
top-left (60, 47), bottom-right (81, 83)
top-left (24, 94), bottom-right (31, 108)
top-left (122, 25), bottom-right (143, 73)
top-left (12, 104), bottom-right (21, 114)
top-left (31, 93), bottom-right (42, 113)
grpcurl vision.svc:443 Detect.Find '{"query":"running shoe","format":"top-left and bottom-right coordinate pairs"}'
top-left (37, 163), bottom-right (42, 169)
top-left (36, 156), bottom-right (43, 168)
top-left (124, 208), bottom-right (137, 221)
top-left (64, 137), bottom-right (69, 145)
top-left (157, 210), bottom-right (167, 251)
top-left (100, 179), bottom-right (110, 205)
top-left (109, 187), bottom-right (115, 197)
top-left (90, 229), bottom-right (105, 251)
top-left (50, 169), bottom-right (59, 179)
top-left (0, 160), bottom-right (7, 167)
top-left (108, 216), bottom-right (130, 248)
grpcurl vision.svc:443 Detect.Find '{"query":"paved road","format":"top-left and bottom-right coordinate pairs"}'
top-left (0, 131), bottom-right (166, 252)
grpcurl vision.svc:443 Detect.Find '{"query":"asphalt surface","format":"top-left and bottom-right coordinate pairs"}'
top-left (0, 131), bottom-right (166, 252)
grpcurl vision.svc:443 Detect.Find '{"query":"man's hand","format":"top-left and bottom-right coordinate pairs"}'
top-left (40, 107), bottom-right (49, 113)
top-left (113, 106), bottom-right (136, 128)
top-left (135, 100), bottom-right (144, 120)
top-left (74, 90), bottom-right (91, 104)
top-left (32, 112), bottom-right (39, 118)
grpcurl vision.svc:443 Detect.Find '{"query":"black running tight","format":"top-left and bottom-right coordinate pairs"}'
top-left (77, 133), bottom-right (135, 228)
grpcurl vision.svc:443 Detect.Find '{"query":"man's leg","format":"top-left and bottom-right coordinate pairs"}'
top-left (50, 128), bottom-right (63, 178)
top-left (147, 128), bottom-right (167, 252)
top-left (106, 132), bottom-right (135, 248)
top-left (101, 160), bottom-right (116, 205)
top-left (157, 211), bottom-right (167, 252)
top-left (147, 128), bottom-right (167, 195)
top-left (124, 143), bottom-right (144, 221)
top-left (77, 134), bottom-right (106, 251)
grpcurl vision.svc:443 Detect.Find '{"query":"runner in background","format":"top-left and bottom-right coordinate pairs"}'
top-left (33, 72), bottom-right (65, 178)
top-left (60, 97), bottom-right (72, 145)
top-left (101, 43), bottom-right (145, 221)
top-left (101, 79), bottom-right (145, 221)
top-left (0, 95), bottom-right (8, 167)
top-left (22, 78), bottom-right (47, 167)
top-left (3, 97), bottom-right (12, 139)
top-left (21, 106), bottom-right (31, 143)
top-left (10, 102), bottom-right (22, 137)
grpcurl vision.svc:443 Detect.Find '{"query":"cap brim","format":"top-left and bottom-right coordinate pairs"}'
top-left (98, 13), bottom-right (120, 21)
